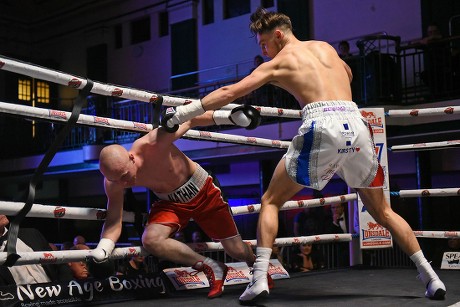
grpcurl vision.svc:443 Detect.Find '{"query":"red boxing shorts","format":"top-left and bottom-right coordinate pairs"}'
top-left (147, 164), bottom-right (239, 241)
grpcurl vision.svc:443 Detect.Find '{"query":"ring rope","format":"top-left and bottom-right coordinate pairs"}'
top-left (387, 106), bottom-right (460, 117)
top-left (2, 56), bottom-right (459, 121)
top-left (2, 187), bottom-right (459, 222)
top-left (0, 101), bottom-right (291, 149)
top-left (0, 234), bottom-right (351, 266)
top-left (0, 193), bottom-right (357, 221)
top-left (390, 140), bottom-right (460, 152)
top-left (0, 55), bottom-right (302, 119)
top-left (2, 229), bottom-right (459, 266)
top-left (391, 188), bottom-right (460, 197)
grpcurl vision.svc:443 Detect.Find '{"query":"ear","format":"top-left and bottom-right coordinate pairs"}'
top-left (274, 29), bottom-right (283, 40)
top-left (129, 153), bottom-right (135, 163)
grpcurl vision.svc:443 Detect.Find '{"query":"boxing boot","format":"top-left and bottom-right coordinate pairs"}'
top-left (192, 257), bottom-right (228, 298)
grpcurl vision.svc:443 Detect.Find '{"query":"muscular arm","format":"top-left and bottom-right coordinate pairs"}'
top-left (201, 63), bottom-right (273, 110)
top-left (100, 179), bottom-right (125, 242)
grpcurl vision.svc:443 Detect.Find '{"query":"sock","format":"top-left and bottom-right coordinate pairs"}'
top-left (252, 247), bottom-right (272, 281)
top-left (410, 250), bottom-right (437, 284)
top-left (203, 257), bottom-right (224, 280)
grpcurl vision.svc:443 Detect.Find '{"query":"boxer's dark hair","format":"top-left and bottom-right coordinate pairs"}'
top-left (249, 7), bottom-right (292, 35)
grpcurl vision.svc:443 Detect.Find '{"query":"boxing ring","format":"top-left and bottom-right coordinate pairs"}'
top-left (0, 55), bottom-right (460, 306)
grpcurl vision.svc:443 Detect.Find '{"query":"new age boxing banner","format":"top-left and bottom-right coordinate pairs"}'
top-left (0, 273), bottom-right (167, 307)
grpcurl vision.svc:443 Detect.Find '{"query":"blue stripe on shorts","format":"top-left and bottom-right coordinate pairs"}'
top-left (296, 120), bottom-right (315, 186)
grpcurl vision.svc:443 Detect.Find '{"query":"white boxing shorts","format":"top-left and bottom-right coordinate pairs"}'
top-left (284, 100), bottom-right (384, 190)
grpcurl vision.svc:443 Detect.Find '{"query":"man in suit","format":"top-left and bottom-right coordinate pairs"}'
top-left (0, 215), bottom-right (73, 285)
top-left (325, 203), bottom-right (349, 267)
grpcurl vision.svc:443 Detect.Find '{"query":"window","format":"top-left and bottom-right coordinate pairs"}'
top-left (223, 0), bottom-right (250, 19)
top-left (114, 24), bottom-right (122, 49)
top-left (36, 81), bottom-right (50, 104)
top-left (159, 11), bottom-right (169, 37)
top-left (18, 79), bottom-right (31, 101)
top-left (130, 16), bottom-right (151, 44)
top-left (203, 0), bottom-right (214, 25)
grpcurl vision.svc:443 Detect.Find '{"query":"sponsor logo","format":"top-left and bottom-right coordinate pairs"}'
top-left (319, 198), bottom-right (325, 205)
top-left (337, 147), bottom-right (360, 154)
top-left (323, 106), bottom-right (346, 112)
top-left (297, 200), bottom-right (304, 207)
top-left (247, 137), bottom-right (257, 143)
top-left (96, 210), bottom-right (106, 220)
top-left (361, 110), bottom-right (383, 128)
top-left (0, 61), bottom-right (4, 69)
top-left (40, 252), bottom-right (57, 263)
top-left (267, 263), bottom-right (288, 277)
top-left (421, 190), bottom-right (430, 196)
top-left (247, 205), bottom-right (255, 212)
top-left (184, 100), bottom-right (192, 105)
top-left (68, 78), bottom-right (82, 88)
top-left (53, 206), bottom-right (66, 218)
top-left (444, 231), bottom-right (459, 237)
top-left (340, 195), bottom-right (346, 202)
top-left (111, 88), bottom-right (123, 97)
top-left (150, 95), bottom-right (158, 102)
top-left (272, 140), bottom-right (281, 147)
top-left (167, 182), bottom-right (199, 203)
top-left (277, 109), bottom-right (283, 116)
top-left (94, 117), bottom-right (110, 125)
top-left (173, 270), bottom-right (204, 286)
top-left (444, 107), bottom-right (454, 114)
top-left (362, 222), bottom-right (391, 241)
top-left (341, 131), bottom-right (355, 136)
top-left (133, 122), bottom-right (148, 130)
top-left (49, 110), bottom-right (67, 119)
top-left (413, 230), bottom-right (423, 236)
top-left (0, 291), bottom-right (14, 300)
top-left (226, 266), bottom-right (249, 282)
top-left (410, 110), bottom-right (419, 116)
top-left (199, 131), bottom-right (211, 138)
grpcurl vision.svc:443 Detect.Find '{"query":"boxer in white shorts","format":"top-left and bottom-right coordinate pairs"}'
top-left (284, 100), bottom-right (384, 191)
top-left (164, 8), bottom-right (446, 304)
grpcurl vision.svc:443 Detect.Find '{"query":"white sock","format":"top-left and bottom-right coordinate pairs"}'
top-left (252, 247), bottom-right (272, 281)
top-left (203, 257), bottom-right (224, 280)
top-left (410, 250), bottom-right (437, 284)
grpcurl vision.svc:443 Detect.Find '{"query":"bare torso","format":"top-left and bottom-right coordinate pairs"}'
top-left (129, 135), bottom-right (195, 194)
top-left (267, 40), bottom-right (353, 108)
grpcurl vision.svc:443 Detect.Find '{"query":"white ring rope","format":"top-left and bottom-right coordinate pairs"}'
top-left (3, 229), bottom-right (459, 266)
top-left (395, 188), bottom-right (460, 198)
top-left (0, 101), bottom-right (291, 149)
top-left (0, 194), bottom-right (357, 221)
top-left (0, 235), bottom-right (351, 266)
top-left (0, 56), bottom-right (302, 119)
top-left (390, 140), bottom-right (460, 152)
top-left (387, 106), bottom-right (460, 117)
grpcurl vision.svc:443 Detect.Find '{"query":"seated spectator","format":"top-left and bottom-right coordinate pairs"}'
top-left (293, 207), bottom-right (325, 237)
top-left (73, 235), bottom-right (86, 246)
top-left (0, 215), bottom-right (73, 285)
top-left (68, 244), bottom-right (91, 280)
top-left (117, 254), bottom-right (149, 276)
top-left (290, 243), bottom-right (325, 272)
top-left (174, 230), bottom-right (186, 243)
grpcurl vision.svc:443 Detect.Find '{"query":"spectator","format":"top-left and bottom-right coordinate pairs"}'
top-left (68, 244), bottom-right (91, 280)
top-left (412, 23), bottom-right (443, 45)
top-left (338, 40), bottom-right (353, 59)
top-left (61, 241), bottom-right (74, 250)
top-left (73, 235), bottom-right (86, 246)
top-left (325, 203), bottom-right (349, 267)
top-left (290, 243), bottom-right (325, 272)
top-left (191, 230), bottom-right (204, 243)
top-left (250, 55), bottom-right (264, 73)
top-left (174, 231), bottom-right (186, 243)
top-left (0, 215), bottom-right (73, 285)
top-left (117, 254), bottom-right (149, 276)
